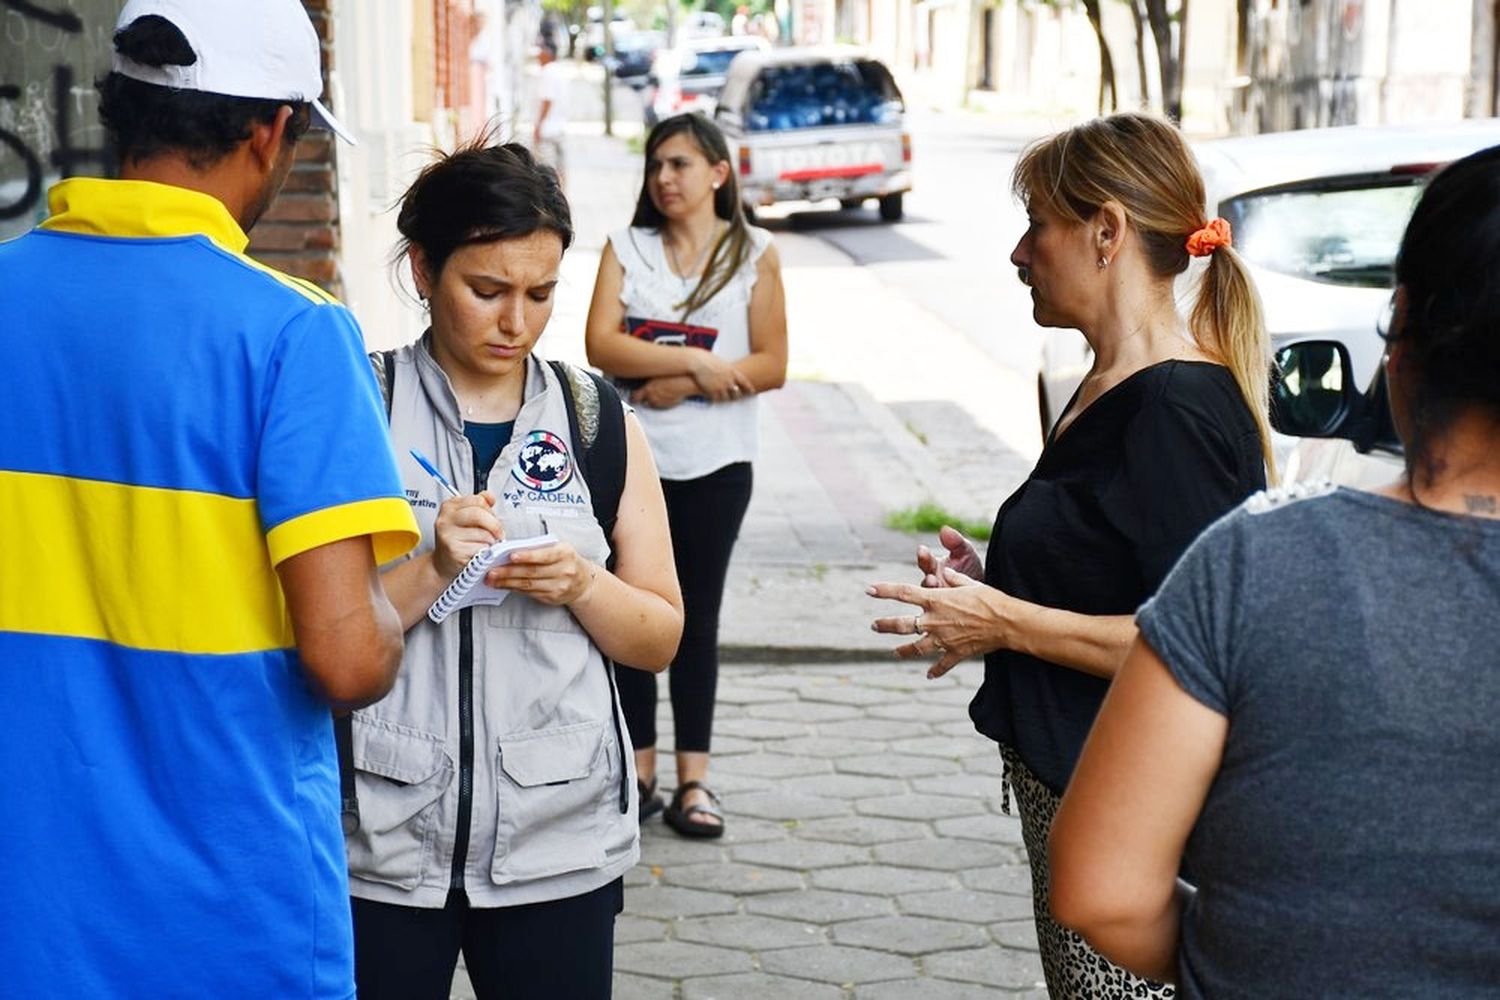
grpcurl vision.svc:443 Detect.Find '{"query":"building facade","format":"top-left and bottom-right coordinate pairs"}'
top-left (0, 0), bottom-right (535, 349)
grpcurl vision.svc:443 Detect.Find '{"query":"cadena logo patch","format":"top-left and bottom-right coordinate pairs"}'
top-left (512, 430), bottom-right (573, 491)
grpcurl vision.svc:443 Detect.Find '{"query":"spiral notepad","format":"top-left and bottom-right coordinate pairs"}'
top-left (427, 533), bottom-right (558, 623)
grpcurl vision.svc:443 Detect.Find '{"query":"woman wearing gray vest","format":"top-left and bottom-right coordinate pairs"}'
top-left (1051, 146), bottom-right (1500, 996)
top-left (345, 141), bottom-right (683, 999)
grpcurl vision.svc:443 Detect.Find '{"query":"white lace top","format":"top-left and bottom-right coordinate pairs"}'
top-left (607, 224), bottom-right (772, 480)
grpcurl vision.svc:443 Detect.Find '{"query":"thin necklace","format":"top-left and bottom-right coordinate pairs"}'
top-left (666, 222), bottom-right (722, 280)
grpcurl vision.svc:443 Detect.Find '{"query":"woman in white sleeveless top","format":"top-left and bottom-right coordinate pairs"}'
top-left (586, 113), bottom-right (789, 838)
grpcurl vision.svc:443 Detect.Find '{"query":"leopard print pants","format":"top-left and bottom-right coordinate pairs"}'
top-left (1000, 745), bottom-right (1176, 1000)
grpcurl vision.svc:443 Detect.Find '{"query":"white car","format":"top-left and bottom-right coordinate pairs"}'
top-left (1268, 336), bottom-right (1400, 488)
top-left (1036, 119), bottom-right (1500, 482)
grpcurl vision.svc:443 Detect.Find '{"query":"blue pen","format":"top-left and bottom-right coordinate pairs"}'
top-left (409, 449), bottom-right (462, 499)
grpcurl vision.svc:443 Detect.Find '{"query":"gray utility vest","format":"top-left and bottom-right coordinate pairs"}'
top-left (346, 341), bottom-right (639, 909)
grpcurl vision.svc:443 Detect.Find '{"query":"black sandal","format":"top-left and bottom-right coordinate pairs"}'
top-left (664, 780), bottom-right (725, 839)
top-left (638, 777), bottom-right (664, 822)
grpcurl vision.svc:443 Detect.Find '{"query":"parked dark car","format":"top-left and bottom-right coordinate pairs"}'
top-left (605, 30), bottom-right (664, 86)
top-left (582, 7), bottom-right (630, 61)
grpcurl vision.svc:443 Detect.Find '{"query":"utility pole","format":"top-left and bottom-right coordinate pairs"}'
top-left (602, 0), bottom-right (615, 136)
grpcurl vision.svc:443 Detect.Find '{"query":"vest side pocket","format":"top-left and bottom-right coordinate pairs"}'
top-left (345, 716), bottom-right (453, 891)
top-left (490, 720), bottom-right (608, 885)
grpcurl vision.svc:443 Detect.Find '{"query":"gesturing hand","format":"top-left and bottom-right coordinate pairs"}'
top-left (867, 569), bottom-right (1008, 678)
top-left (484, 539), bottom-right (600, 608)
top-left (433, 493), bottom-right (503, 580)
top-left (916, 525), bottom-right (984, 588)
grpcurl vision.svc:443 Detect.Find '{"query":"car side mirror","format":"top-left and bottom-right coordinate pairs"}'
top-left (1271, 340), bottom-right (1360, 438)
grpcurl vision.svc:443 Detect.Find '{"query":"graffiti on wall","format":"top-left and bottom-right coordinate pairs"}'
top-left (1, 0), bottom-right (119, 237)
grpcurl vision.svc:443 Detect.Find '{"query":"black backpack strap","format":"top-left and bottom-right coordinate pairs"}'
top-left (338, 350), bottom-right (400, 837)
top-left (335, 715), bottom-right (359, 835)
top-left (548, 359), bottom-right (632, 814)
top-left (371, 349), bottom-right (396, 420)
top-left (584, 371), bottom-right (626, 550)
top-left (550, 359), bottom-right (589, 478)
top-left (547, 360), bottom-right (628, 552)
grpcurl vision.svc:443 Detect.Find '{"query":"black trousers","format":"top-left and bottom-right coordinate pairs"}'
top-left (350, 879), bottom-right (623, 1000)
top-left (616, 461), bottom-right (753, 753)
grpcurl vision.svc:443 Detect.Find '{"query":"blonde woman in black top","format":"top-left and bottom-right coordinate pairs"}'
top-left (1050, 144), bottom-right (1500, 998)
top-left (868, 113), bottom-right (1270, 999)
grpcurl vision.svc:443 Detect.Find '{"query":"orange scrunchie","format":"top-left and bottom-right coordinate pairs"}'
top-left (1186, 217), bottom-right (1232, 257)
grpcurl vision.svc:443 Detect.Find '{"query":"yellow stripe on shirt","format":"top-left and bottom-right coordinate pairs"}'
top-left (266, 496), bottom-right (420, 567)
top-left (0, 470), bottom-right (293, 655)
top-left (231, 251), bottom-right (340, 306)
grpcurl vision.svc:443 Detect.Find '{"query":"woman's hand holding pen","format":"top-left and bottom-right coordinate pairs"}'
top-left (485, 541), bottom-right (598, 608)
top-left (432, 493), bottom-right (503, 580)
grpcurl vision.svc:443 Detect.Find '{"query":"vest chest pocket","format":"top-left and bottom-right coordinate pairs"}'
top-left (490, 720), bottom-right (610, 885)
top-left (345, 717), bottom-right (453, 890)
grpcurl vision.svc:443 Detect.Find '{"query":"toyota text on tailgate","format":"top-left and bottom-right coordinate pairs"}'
top-left (715, 48), bottom-right (912, 221)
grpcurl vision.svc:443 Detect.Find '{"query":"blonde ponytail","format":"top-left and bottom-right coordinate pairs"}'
top-left (1191, 246), bottom-right (1278, 484)
top-left (1013, 112), bottom-right (1278, 485)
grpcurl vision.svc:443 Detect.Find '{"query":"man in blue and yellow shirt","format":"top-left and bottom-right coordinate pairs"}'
top-left (0, 1), bottom-right (419, 996)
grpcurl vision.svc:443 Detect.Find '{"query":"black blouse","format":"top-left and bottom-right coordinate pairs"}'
top-left (969, 360), bottom-right (1266, 793)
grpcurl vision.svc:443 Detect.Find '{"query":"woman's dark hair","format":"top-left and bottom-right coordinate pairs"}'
top-left (395, 138), bottom-right (573, 282)
top-left (632, 114), bottom-right (753, 318)
top-left (97, 16), bottom-right (310, 170)
top-left (1390, 144), bottom-right (1500, 485)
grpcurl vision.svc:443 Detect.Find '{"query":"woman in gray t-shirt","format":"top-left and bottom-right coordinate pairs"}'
top-left (1049, 146), bottom-right (1500, 996)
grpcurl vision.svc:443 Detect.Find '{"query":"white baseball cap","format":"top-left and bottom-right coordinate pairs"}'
top-left (112, 0), bottom-right (355, 144)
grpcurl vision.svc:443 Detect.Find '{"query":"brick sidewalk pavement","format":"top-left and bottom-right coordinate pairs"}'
top-left (453, 661), bottom-right (1046, 999)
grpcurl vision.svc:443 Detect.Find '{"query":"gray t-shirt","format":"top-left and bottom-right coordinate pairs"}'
top-left (1137, 486), bottom-right (1500, 999)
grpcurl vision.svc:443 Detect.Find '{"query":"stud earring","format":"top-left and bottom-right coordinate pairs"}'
top-left (1097, 256), bottom-right (1108, 270)
top-left (712, 182), bottom-right (721, 191)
